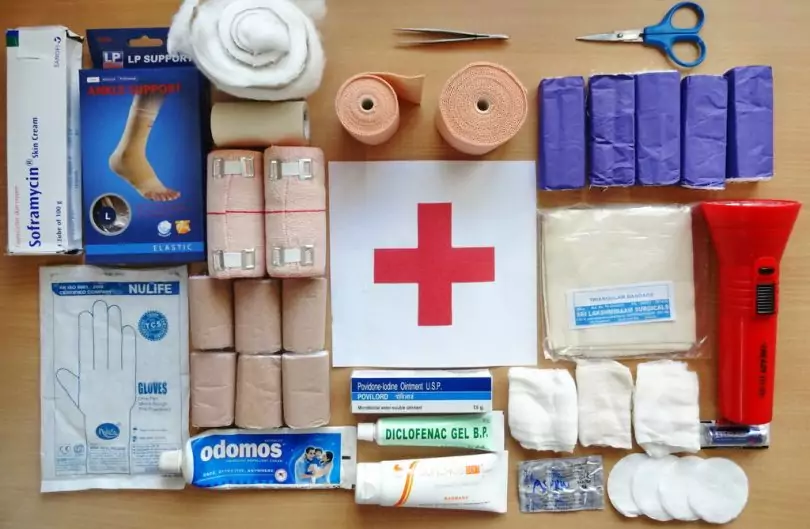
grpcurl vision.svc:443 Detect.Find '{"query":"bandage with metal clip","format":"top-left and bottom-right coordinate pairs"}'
top-left (212, 249), bottom-right (257, 271)
top-left (267, 158), bottom-right (313, 181)
top-left (212, 156), bottom-right (256, 178)
top-left (271, 245), bottom-right (315, 268)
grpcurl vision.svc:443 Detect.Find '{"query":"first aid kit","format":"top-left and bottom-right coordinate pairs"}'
top-left (6, 2), bottom-right (795, 525)
top-left (39, 265), bottom-right (189, 492)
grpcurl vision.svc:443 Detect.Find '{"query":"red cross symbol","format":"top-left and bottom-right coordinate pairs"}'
top-left (374, 203), bottom-right (496, 326)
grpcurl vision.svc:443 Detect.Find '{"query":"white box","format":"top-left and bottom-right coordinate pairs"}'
top-left (351, 369), bottom-right (493, 414)
top-left (6, 26), bottom-right (83, 254)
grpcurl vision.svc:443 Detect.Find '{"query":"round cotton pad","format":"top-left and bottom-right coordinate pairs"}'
top-left (659, 455), bottom-right (702, 521)
top-left (688, 458), bottom-right (749, 524)
top-left (632, 455), bottom-right (678, 521)
top-left (607, 453), bottom-right (648, 517)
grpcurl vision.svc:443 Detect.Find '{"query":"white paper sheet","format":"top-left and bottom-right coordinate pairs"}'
top-left (329, 161), bottom-right (537, 368)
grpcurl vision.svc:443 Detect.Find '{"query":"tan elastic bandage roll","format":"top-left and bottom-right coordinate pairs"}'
top-left (207, 150), bottom-right (265, 279)
top-left (335, 73), bottom-right (425, 145)
top-left (211, 101), bottom-right (310, 148)
top-left (264, 147), bottom-right (326, 278)
top-left (236, 354), bottom-right (283, 429)
top-left (436, 62), bottom-right (528, 155)
top-left (191, 351), bottom-right (236, 428)
top-left (189, 276), bottom-right (234, 350)
top-left (234, 279), bottom-right (282, 354)
top-left (282, 278), bottom-right (327, 353)
top-left (282, 351), bottom-right (330, 428)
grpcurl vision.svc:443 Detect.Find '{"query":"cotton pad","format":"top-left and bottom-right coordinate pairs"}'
top-left (607, 453), bottom-right (648, 517)
top-left (688, 458), bottom-right (749, 524)
top-left (631, 455), bottom-right (678, 521)
top-left (659, 455), bottom-right (702, 521)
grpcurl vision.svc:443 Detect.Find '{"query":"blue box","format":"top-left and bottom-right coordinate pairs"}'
top-left (80, 28), bottom-right (208, 264)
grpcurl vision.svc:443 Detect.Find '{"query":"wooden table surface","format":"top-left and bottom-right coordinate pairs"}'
top-left (2, 0), bottom-right (810, 527)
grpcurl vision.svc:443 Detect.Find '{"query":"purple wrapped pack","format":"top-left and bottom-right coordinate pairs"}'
top-left (681, 75), bottom-right (728, 189)
top-left (635, 71), bottom-right (681, 186)
top-left (588, 74), bottom-right (636, 187)
top-left (725, 66), bottom-right (774, 181)
top-left (539, 77), bottom-right (586, 190)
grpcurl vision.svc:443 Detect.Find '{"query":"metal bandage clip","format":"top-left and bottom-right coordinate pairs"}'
top-left (212, 249), bottom-right (257, 271)
top-left (268, 158), bottom-right (313, 181)
top-left (271, 245), bottom-right (315, 268)
top-left (212, 156), bottom-right (255, 178)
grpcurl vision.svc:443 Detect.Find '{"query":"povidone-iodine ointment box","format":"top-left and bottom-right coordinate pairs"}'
top-left (6, 26), bottom-right (83, 254)
top-left (80, 28), bottom-right (208, 265)
top-left (351, 369), bottom-right (493, 414)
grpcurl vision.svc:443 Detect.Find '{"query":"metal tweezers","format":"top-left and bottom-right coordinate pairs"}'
top-left (395, 28), bottom-right (509, 46)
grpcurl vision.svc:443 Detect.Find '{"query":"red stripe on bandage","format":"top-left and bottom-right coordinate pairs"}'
top-left (264, 209), bottom-right (327, 215)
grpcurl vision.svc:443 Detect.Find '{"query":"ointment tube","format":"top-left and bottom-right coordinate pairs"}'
top-left (355, 452), bottom-right (508, 513)
top-left (356, 412), bottom-right (504, 451)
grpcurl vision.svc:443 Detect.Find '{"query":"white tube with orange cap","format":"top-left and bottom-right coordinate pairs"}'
top-left (355, 452), bottom-right (508, 513)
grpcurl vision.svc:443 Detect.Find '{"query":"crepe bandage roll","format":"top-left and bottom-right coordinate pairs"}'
top-left (335, 73), bottom-right (424, 145)
top-left (210, 101), bottom-right (310, 148)
top-left (282, 278), bottom-right (327, 354)
top-left (264, 146), bottom-right (326, 278)
top-left (282, 351), bottom-right (330, 428)
top-left (236, 354), bottom-right (283, 429)
top-left (234, 279), bottom-right (282, 354)
top-left (207, 150), bottom-right (265, 278)
top-left (191, 351), bottom-right (236, 427)
top-left (189, 275), bottom-right (234, 350)
top-left (436, 62), bottom-right (528, 155)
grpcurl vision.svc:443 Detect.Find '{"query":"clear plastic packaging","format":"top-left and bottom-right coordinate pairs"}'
top-left (518, 455), bottom-right (604, 513)
top-left (540, 204), bottom-right (711, 360)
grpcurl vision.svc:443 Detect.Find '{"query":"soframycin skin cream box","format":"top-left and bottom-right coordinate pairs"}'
top-left (6, 26), bottom-right (83, 254)
top-left (351, 370), bottom-right (493, 414)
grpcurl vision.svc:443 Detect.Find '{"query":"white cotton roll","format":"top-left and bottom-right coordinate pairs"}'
top-left (607, 453), bottom-right (648, 517)
top-left (631, 455), bottom-right (678, 521)
top-left (659, 455), bottom-right (702, 521)
top-left (688, 458), bottom-right (749, 524)
top-left (168, 0), bottom-right (326, 101)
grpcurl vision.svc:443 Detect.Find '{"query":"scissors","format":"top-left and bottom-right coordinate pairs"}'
top-left (576, 2), bottom-right (706, 68)
top-left (395, 28), bottom-right (509, 46)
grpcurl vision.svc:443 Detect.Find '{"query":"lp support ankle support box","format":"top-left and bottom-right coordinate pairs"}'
top-left (6, 27), bottom-right (83, 254)
top-left (80, 28), bottom-right (209, 265)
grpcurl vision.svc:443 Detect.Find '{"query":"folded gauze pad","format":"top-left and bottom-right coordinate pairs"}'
top-left (508, 368), bottom-right (578, 453)
top-left (236, 354), bottom-right (283, 429)
top-left (190, 351), bottom-right (236, 428)
top-left (282, 351), bottom-right (330, 428)
top-left (189, 276), bottom-right (234, 350)
top-left (576, 360), bottom-right (633, 449)
top-left (264, 146), bottom-right (326, 278)
top-left (541, 205), bottom-right (697, 358)
top-left (634, 360), bottom-right (700, 457)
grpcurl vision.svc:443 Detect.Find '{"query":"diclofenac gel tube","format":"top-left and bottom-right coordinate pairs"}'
top-left (355, 452), bottom-right (508, 513)
top-left (357, 412), bottom-right (504, 451)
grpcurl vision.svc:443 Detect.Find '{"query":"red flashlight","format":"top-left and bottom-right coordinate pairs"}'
top-left (701, 200), bottom-right (801, 425)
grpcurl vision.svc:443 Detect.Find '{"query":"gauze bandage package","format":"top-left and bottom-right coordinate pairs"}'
top-left (39, 265), bottom-right (189, 492)
top-left (541, 205), bottom-right (702, 359)
top-left (80, 28), bottom-right (208, 265)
